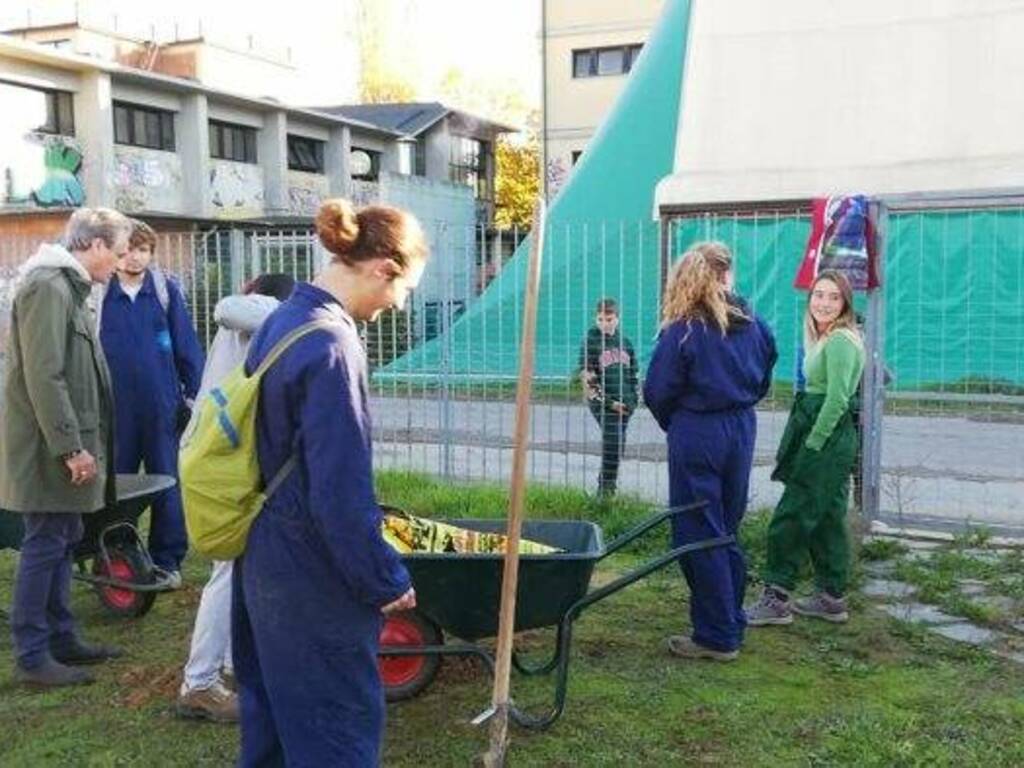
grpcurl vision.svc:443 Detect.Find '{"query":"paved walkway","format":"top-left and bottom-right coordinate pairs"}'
top-left (860, 537), bottom-right (1024, 665)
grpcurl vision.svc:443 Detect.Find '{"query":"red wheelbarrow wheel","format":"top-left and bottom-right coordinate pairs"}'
top-left (92, 544), bottom-right (157, 618)
top-left (380, 610), bottom-right (442, 702)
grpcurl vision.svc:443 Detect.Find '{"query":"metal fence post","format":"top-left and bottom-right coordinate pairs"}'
top-left (228, 229), bottom-right (246, 293)
top-left (439, 223), bottom-right (454, 480)
top-left (860, 201), bottom-right (888, 523)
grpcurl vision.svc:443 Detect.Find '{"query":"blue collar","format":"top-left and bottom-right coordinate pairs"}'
top-left (291, 282), bottom-right (353, 327)
top-left (109, 270), bottom-right (154, 299)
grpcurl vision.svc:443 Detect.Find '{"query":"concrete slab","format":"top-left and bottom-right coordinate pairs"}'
top-left (862, 561), bottom-right (896, 577)
top-left (974, 595), bottom-right (1017, 614)
top-left (879, 603), bottom-right (961, 625)
top-left (930, 622), bottom-right (999, 646)
top-left (862, 578), bottom-right (917, 600)
top-left (957, 579), bottom-right (989, 597)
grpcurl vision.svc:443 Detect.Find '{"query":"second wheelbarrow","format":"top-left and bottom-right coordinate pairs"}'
top-left (0, 473), bottom-right (178, 618)
top-left (378, 501), bottom-right (731, 729)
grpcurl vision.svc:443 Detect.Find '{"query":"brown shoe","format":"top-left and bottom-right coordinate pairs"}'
top-left (176, 681), bottom-right (239, 723)
top-left (221, 669), bottom-right (237, 693)
top-left (666, 635), bottom-right (739, 662)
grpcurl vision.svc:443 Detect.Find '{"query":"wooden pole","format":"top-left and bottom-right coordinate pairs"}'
top-left (479, 198), bottom-right (546, 767)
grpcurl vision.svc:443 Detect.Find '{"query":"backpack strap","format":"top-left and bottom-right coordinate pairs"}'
top-left (152, 268), bottom-right (171, 313)
top-left (254, 318), bottom-right (341, 495)
top-left (265, 453), bottom-right (298, 497)
top-left (252, 318), bottom-right (339, 378)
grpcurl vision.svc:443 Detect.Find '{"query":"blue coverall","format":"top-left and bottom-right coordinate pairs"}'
top-left (643, 303), bottom-right (777, 652)
top-left (233, 283), bottom-right (411, 767)
top-left (100, 271), bottom-right (203, 571)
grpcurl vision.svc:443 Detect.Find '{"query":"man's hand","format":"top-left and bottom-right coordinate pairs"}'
top-left (610, 401), bottom-right (629, 415)
top-left (382, 587), bottom-right (417, 615)
top-left (580, 371), bottom-right (601, 401)
top-left (65, 450), bottom-right (98, 486)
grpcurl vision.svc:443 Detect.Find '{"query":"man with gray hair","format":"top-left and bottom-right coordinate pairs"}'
top-left (0, 207), bottom-right (129, 687)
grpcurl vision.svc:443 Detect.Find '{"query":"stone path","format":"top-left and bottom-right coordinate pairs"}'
top-left (860, 538), bottom-right (1024, 664)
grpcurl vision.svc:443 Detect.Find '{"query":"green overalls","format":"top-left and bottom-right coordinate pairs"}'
top-left (765, 329), bottom-right (865, 597)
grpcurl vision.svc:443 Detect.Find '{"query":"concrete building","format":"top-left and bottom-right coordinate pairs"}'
top-left (314, 102), bottom-right (514, 228)
top-left (1, 14), bottom-right (303, 103)
top-left (0, 33), bottom-right (410, 240)
top-left (0, 32), bottom-right (521, 358)
top-left (541, 0), bottom-right (664, 198)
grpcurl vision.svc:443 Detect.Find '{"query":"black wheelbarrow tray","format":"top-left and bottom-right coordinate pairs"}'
top-left (0, 473), bottom-right (178, 618)
top-left (378, 501), bottom-right (731, 730)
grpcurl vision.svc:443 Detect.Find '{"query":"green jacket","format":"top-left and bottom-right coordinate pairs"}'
top-left (0, 244), bottom-right (116, 514)
top-left (803, 329), bottom-right (865, 450)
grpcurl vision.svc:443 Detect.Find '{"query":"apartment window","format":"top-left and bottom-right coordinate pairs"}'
top-left (571, 150), bottom-right (583, 166)
top-left (287, 134), bottom-right (325, 173)
top-left (414, 138), bottom-right (427, 176)
top-left (398, 139), bottom-right (426, 177)
top-left (113, 102), bottom-right (175, 151)
top-left (209, 120), bottom-right (258, 163)
top-left (572, 44), bottom-right (643, 78)
top-left (449, 136), bottom-right (491, 201)
top-left (0, 81), bottom-right (75, 135)
top-left (350, 147), bottom-right (381, 181)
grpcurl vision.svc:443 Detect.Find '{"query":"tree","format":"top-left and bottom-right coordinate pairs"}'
top-left (352, 0), bottom-right (420, 103)
top-left (494, 132), bottom-right (540, 230)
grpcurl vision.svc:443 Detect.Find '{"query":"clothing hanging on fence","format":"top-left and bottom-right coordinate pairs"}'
top-left (795, 195), bottom-right (880, 290)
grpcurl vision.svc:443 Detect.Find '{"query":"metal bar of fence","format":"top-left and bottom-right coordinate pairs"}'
top-left (2, 207), bottom-right (1022, 529)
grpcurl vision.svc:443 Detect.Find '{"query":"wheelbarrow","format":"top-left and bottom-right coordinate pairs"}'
top-left (378, 502), bottom-right (732, 730)
top-left (0, 473), bottom-right (178, 618)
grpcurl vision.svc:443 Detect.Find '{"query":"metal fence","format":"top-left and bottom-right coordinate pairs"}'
top-left (1, 201), bottom-right (1022, 535)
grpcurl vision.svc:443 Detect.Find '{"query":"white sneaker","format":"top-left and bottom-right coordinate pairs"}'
top-left (156, 568), bottom-right (183, 590)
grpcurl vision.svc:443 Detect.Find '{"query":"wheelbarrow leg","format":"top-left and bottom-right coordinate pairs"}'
top-left (506, 535), bottom-right (736, 731)
top-left (511, 623), bottom-right (566, 677)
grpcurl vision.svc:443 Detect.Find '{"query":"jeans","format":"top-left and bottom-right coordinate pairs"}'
top-left (182, 560), bottom-right (234, 691)
top-left (11, 513), bottom-right (84, 670)
top-left (589, 403), bottom-right (631, 494)
top-left (115, 415), bottom-right (187, 571)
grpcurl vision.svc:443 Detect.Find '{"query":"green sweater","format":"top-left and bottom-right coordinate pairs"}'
top-left (803, 329), bottom-right (866, 451)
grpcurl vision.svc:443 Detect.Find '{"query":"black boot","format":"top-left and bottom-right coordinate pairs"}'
top-left (15, 658), bottom-right (94, 688)
top-left (51, 637), bottom-right (124, 666)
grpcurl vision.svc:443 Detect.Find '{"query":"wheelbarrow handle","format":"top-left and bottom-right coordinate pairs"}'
top-left (597, 501), bottom-right (710, 562)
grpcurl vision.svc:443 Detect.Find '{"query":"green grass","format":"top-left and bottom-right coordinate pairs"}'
top-left (2, 472), bottom-right (1023, 766)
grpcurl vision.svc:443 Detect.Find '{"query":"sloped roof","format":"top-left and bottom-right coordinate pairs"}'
top-left (311, 101), bottom-right (516, 137)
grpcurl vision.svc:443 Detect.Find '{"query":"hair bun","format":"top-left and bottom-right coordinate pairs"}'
top-left (315, 199), bottom-right (360, 256)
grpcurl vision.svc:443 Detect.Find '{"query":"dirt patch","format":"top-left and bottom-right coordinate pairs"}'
top-left (117, 663), bottom-right (181, 708)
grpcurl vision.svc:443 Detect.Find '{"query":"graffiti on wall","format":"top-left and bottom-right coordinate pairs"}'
top-left (286, 172), bottom-right (330, 217)
top-left (1, 133), bottom-right (85, 209)
top-left (350, 179), bottom-right (380, 208)
top-left (287, 186), bottom-right (321, 216)
top-left (109, 151), bottom-right (183, 213)
top-left (545, 158), bottom-right (568, 199)
top-left (209, 162), bottom-right (264, 219)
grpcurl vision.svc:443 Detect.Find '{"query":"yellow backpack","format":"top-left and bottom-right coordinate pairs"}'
top-left (180, 320), bottom-right (335, 560)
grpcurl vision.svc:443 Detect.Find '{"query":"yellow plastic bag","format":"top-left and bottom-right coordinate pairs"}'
top-left (382, 510), bottom-right (561, 555)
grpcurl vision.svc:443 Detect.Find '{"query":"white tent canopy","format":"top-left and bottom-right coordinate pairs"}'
top-left (656, 0), bottom-right (1024, 209)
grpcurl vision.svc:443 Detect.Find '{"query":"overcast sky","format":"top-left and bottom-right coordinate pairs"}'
top-left (2, 0), bottom-right (542, 106)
